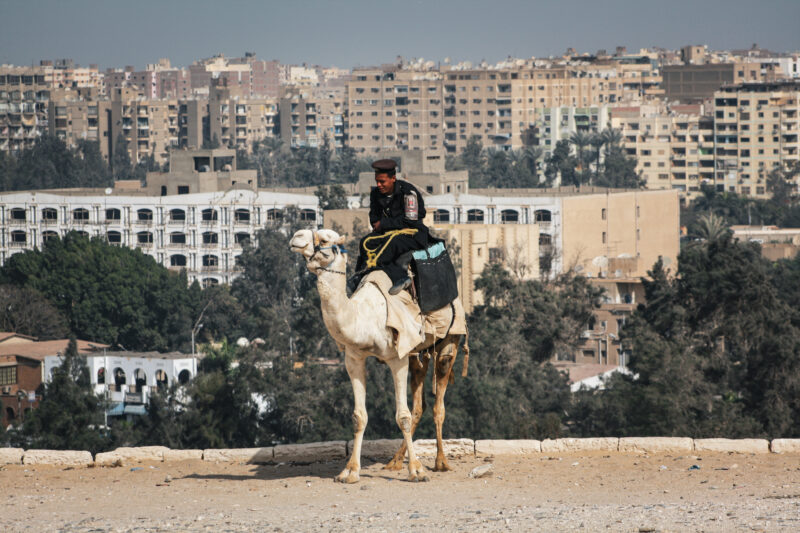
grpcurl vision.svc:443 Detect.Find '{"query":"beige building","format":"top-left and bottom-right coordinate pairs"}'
top-left (208, 80), bottom-right (278, 150)
top-left (0, 65), bottom-right (53, 154)
top-left (713, 81), bottom-right (800, 197)
top-left (345, 58), bottom-right (661, 155)
top-left (106, 87), bottom-right (180, 165)
top-left (611, 104), bottom-right (715, 201)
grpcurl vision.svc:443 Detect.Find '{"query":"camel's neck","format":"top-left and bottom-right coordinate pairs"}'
top-left (316, 253), bottom-right (359, 339)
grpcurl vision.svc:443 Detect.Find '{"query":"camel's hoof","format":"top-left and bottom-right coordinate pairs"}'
top-left (334, 469), bottom-right (360, 484)
top-left (433, 461), bottom-right (452, 472)
top-left (383, 459), bottom-right (404, 471)
top-left (408, 470), bottom-right (430, 483)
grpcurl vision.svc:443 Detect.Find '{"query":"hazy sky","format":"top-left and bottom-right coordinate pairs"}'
top-left (1, 0), bottom-right (799, 70)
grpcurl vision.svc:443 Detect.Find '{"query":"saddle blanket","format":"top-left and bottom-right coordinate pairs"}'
top-left (363, 270), bottom-right (467, 359)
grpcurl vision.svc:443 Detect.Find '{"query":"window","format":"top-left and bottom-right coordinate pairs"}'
top-left (42, 230), bottom-right (58, 243)
top-left (534, 209), bottom-right (551, 223)
top-left (234, 209), bottom-right (250, 223)
top-left (433, 209), bottom-right (450, 223)
top-left (72, 208), bottom-right (89, 222)
top-left (170, 254), bottom-right (187, 267)
top-left (106, 231), bottom-right (122, 244)
top-left (0, 366), bottom-right (17, 385)
top-left (137, 209), bottom-right (153, 221)
top-left (539, 233), bottom-right (552, 246)
top-left (202, 254), bottom-right (219, 267)
top-left (10, 231), bottom-right (26, 244)
top-left (41, 208), bottom-right (57, 222)
top-left (601, 208), bottom-right (607, 220)
top-left (177, 186), bottom-right (189, 195)
top-left (105, 208), bottom-right (121, 221)
top-left (234, 232), bottom-right (250, 245)
top-left (602, 232), bottom-right (607, 244)
top-left (169, 209), bottom-right (186, 222)
top-left (137, 231), bottom-right (153, 244)
top-left (170, 232), bottom-right (186, 245)
top-left (467, 209), bottom-right (484, 223)
top-left (10, 208), bottom-right (26, 221)
top-left (201, 208), bottom-right (217, 221)
top-left (300, 209), bottom-right (316, 222)
top-left (500, 209), bottom-right (519, 223)
top-left (202, 232), bottom-right (218, 244)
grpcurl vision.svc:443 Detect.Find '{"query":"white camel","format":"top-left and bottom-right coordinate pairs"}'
top-left (289, 228), bottom-right (467, 483)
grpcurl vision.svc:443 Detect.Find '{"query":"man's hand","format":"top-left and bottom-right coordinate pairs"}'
top-left (372, 220), bottom-right (381, 231)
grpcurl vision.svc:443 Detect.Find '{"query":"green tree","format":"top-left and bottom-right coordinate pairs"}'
top-left (111, 134), bottom-right (135, 181)
top-left (315, 184), bottom-right (349, 210)
top-left (17, 338), bottom-right (109, 453)
top-left (0, 232), bottom-right (195, 351)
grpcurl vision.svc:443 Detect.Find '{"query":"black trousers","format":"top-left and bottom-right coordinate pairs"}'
top-left (355, 232), bottom-right (426, 284)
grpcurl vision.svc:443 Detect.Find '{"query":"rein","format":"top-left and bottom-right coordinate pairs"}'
top-left (310, 231), bottom-right (348, 276)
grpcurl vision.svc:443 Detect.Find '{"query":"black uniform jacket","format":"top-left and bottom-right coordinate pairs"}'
top-left (368, 179), bottom-right (429, 247)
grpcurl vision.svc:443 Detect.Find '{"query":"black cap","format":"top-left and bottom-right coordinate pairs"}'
top-left (372, 159), bottom-right (397, 173)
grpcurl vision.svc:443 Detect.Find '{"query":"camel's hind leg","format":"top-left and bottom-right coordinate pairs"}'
top-left (335, 350), bottom-right (367, 484)
top-left (384, 355), bottom-right (428, 471)
top-left (432, 336), bottom-right (459, 472)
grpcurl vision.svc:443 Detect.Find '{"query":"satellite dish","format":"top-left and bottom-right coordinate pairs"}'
top-left (662, 257), bottom-right (672, 266)
top-left (592, 255), bottom-right (609, 269)
top-left (617, 253), bottom-right (633, 259)
top-left (615, 269), bottom-right (623, 278)
top-left (104, 187), bottom-right (112, 195)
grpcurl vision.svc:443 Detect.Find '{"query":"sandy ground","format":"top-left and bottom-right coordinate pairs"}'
top-left (2, 451), bottom-right (800, 532)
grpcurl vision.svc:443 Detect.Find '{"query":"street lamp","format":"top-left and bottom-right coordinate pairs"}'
top-left (191, 299), bottom-right (213, 356)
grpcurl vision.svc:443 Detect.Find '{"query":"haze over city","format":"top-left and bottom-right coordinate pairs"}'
top-left (2, 0), bottom-right (799, 69)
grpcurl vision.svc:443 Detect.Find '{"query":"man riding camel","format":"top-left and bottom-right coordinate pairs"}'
top-left (348, 159), bottom-right (429, 295)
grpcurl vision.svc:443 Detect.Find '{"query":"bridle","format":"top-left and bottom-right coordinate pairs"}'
top-left (309, 230), bottom-right (348, 276)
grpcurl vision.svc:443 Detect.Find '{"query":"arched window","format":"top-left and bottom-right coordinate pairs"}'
top-left (433, 209), bottom-right (450, 223)
top-left (169, 208), bottom-right (186, 222)
top-left (105, 208), bottom-right (121, 221)
top-left (137, 231), bottom-right (153, 244)
top-left (300, 209), bottom-right (316, 222)
top-left (97, 367), bottom-right (106, 384)
top-left (467, 209), bottom-right (484, 223)
top-left (500, 209), bottom-right (519, 224)
top-left (42, 231), bottom-right (59, 243)
top-left (10, 230), bottom-right (26, 244)
top-left (72, 208), bottom-right (89, 222)
top-left (202, 232), bottom-right (218, 244)
top-left (113, 367), bottom-right (126, 386)
top-left (202, 278), bottom-right (219, 288)
top-left (234, 232), bottom-right (250, 245)
top-left (134, 368), bottom-right (147, 387)
top-left (178, 369), bottom-right (191, 385)
top-left (74, 230), bottom-right (89, 237)
top-left (155, 369), bottom-right (168, 391)
top-left (106, 231), bottom-right (122, 244)
top-left (202, 254), bottom-right (219, 267)
top-left (201, 208), bottom-right (218, 221)
top-left (170, 254), bottom-right (187, 267)
top-left (266, 208), bottom-right (283, 221)
top-left (234, 208), bottom-right (250, 223)
top-left (137, 209), bottom-right (153, 222)
top-left (9, 208), bottom-right (26, 221)
top-left (534, 209), bottom-right (552, 223)
top-left (169, 232), bottom-right (186, 245)
top-left (6, 407), bottom-right (15, 423)
top-left (539, 233), bottom-right (552, 246)
top-left (41, 208), bottom-right (58, 222)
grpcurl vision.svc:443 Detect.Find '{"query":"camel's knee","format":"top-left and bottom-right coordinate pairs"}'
top-left (435, 353), bottom-right (456, 378)
top-left (396, 410), bottom-right (412, 433)
top-left (352, 408), bottom-right (368, 432)
top-left (432, 403), bottom-right (446, 424)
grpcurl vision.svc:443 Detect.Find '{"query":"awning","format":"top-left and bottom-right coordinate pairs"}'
top-left (106, 403), bottom-right (124, 416)
top-left (124, 405), bottom-right (147, 415)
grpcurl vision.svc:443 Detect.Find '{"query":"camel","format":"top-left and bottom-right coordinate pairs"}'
top-left (289, 228), bottom-right (468, 483)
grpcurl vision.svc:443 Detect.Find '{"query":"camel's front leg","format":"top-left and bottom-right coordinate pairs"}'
top-left (387, 357), bottom-right (429, 482)
top-left (432, 338), bottom-right (458, 472)
top-left (384, 354), bottom-right (429, 470)
top-left (336, 351), bottom-right (367, 484)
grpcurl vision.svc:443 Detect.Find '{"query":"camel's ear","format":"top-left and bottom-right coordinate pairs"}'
top-left (335, 235), bottom-right (346, 245)
top-left (312, 232), bottom-right (321, 247)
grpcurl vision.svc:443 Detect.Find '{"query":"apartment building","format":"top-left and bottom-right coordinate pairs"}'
top-left (47, 87), bottom-right (106, 146)
top-left (611, 104), bottom-right (715, 200)
top-left (279, 87), bottom-right (346, 149)
top-left (662, 61), bottom-right (779, 103)
top-left (0, 149), bottom-right (319, 286)
top-left (713, 81), bottom-right (800, 197)
top-left (105, 87), bottom-right (181, 165)
top-left (208, 80), bottom-right (278, 149)
top-left (0, 65), bottom-right (53, 154)
top-left (189, 54), bottom-right (281, 98)
top-left (346, 58), bottom-right (660, 155)
top-left (534, 105), bottom-right (611, 156)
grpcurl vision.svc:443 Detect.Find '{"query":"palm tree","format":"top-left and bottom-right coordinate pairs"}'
top-left (589, 132), bottom-right (605, 185)
top-left (694, 213), bottom-right (729, 242)
top-left (569, 132), bottom-right (591, 184)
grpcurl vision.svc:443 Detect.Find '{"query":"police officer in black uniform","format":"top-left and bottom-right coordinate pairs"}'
top-left (349, 159), bottom-right (429, 295)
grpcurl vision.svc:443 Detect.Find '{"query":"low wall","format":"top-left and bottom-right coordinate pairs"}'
top-left (2, 437), bottom-right (799, 466)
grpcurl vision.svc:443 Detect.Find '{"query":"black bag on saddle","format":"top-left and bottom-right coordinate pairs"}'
top-left (411, 239), bottom-right (459, 313)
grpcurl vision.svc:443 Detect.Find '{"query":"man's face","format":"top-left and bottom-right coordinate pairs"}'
top-left (375, 173), bottom-right (396, 195)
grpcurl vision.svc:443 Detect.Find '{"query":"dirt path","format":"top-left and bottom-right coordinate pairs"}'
top-left (2, 451), bottom-right (800, 532)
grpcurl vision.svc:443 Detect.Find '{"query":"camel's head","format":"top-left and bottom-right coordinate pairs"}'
top-left (289, 228), bottom-right (347, 275)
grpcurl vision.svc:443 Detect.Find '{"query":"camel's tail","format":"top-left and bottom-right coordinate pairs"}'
top-left (460, 326), bottom-right (470, 378)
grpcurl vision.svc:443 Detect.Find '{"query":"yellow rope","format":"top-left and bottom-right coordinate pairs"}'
top-left (363, 228), bottom-right (418, 268)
